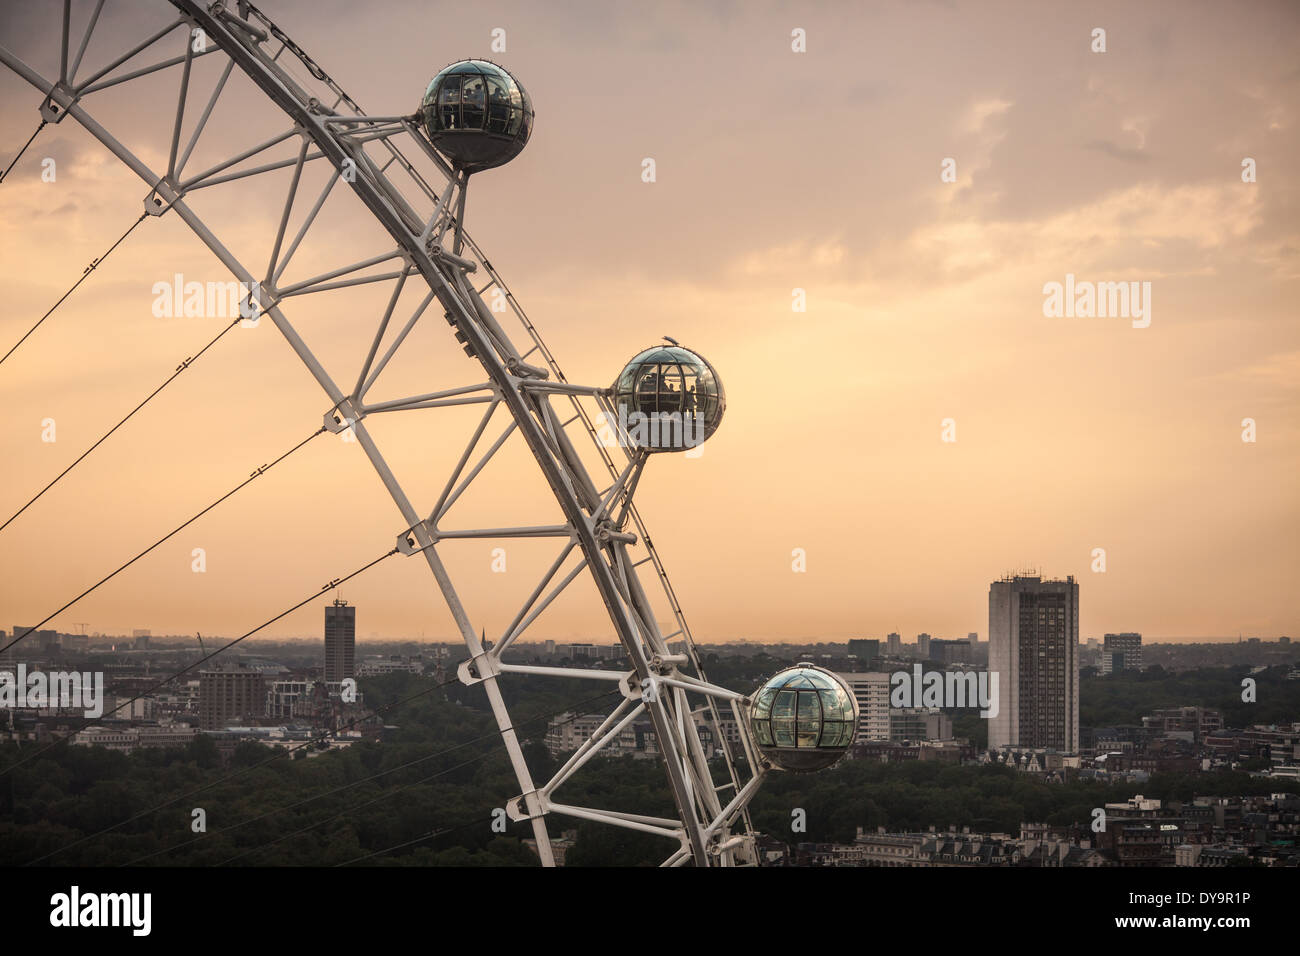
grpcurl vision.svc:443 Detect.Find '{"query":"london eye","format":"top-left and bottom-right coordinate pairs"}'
top-left (0, 0), bottom-right (855, 867)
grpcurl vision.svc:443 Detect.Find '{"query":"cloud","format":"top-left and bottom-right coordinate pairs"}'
top-left (1082, 139), bottom-right (1152, 163)
top-left (1206, 350), bottom-right (1300, 391)
top-left (724, 179), bottom-right (1274, 303)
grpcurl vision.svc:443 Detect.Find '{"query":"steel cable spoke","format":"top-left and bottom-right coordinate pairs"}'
top-left (0, 425), bottom-right (326, 662)
top-left (0, 212), bottom-right (149, 370)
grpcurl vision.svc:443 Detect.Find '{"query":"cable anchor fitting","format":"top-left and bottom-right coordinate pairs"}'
top-left (39, 82), bottom-right (77, 125)
top-left (395, 518), bottom-right (437, 555)
top-left (324, 397), bottom-right (365, 435)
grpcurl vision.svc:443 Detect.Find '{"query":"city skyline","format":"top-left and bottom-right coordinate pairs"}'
top-left (8, 621), bottom-right (1293, 645)
top-left (4, 566), bottom-right (1290, 647)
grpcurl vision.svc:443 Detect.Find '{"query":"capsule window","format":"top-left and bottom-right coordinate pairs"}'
top-left (772, 690), bottom-right (796, 719)
top-left (796, 690), bottom-right (821, 747)
top-left (819, 687), bottom-right (847, 720)
top-left (462, 76), bottom-right (486, 128)
top-left (772, 717), bottom-right (796, 748)
top-left (486, 76), bottom-right (511, 133)
top-left (437, 76), bottom-right (462, 130)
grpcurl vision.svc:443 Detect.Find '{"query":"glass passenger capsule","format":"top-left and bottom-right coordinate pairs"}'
top-left (748, 666), bottom-right (858, 772)
top-left (420, 60), bottom-right (534, 172)
top-left (611, 345), bottom-right (725, 453)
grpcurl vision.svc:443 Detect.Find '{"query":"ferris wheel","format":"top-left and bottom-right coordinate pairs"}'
top-left (0, 0), bottom-right (859, 867)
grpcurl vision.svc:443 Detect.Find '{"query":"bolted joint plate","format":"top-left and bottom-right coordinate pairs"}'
top-left (457, 651), bottom-right (499, 686)
top-left (395, 519), bottom-right (437, 556)
top-left (506, 791), bottom-right (547, 823)
top-left (324, 397), bottom-right (364, 434)
top-left (142, 177), bottom-right (186, 217)
top-left (39, 81), bottom-right (77, 124)
top-left (619, 671), bottom-right (663, 703)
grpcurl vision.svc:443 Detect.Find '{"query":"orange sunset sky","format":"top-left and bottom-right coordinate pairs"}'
top-left (0, 0), bottom-right (1297, 645)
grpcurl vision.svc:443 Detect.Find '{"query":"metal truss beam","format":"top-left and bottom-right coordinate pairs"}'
top-left (0, 0), bottom-right (763, 867)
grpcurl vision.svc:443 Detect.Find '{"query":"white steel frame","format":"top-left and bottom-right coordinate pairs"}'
top-left (0, 0), bottom-right (765, 866)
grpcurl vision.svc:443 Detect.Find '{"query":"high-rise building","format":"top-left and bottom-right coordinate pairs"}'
top-left (1101, 632), bottom-right (1142, 674)
top-left (555, 642), bottom-right (622, 660)
top-left (837, 672), bottom-right (891, 742)
top-left (325, 598), bottom-right (356, 684)
top-left (199, 665), bottom-right (267, 730)
top-left (988, 575), bottom-right (1079, 753)
top-left (886, 632), bottom-right (901, 657)
top-left (916, 633), bottom-right (931, 658)
top-left (266, 679), bottom-right (314, 719)
top-left (889, 708), bottom-right (952, 742)
top-left (8, 626), bottom-right (59, 658)
top-left (929, 638), bottom-right (972, 664)
top-left (847, 638), bottom-right (880, 663)
top-left (5, 626), bottom-right (31, 663)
